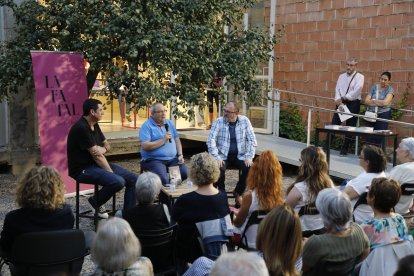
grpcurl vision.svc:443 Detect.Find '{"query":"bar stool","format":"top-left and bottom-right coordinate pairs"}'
top-left (75, 181), bottom-right (116, 230)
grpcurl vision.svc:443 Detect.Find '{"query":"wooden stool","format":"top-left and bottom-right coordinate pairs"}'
top-left (75, 181), bottom-right (116, 230)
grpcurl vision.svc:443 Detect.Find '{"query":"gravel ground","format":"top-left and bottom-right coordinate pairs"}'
top-left (0, 156), bottom-right (297, 275)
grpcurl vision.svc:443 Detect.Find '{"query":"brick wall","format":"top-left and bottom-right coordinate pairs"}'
top-left (274, 0), bottom-right (414, 137)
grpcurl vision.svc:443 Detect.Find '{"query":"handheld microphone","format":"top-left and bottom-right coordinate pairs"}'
top-left (165, 123), bottom-right (171, 143)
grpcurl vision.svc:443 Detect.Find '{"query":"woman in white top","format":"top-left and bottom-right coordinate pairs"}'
top-left (233, 150), bottom-right (284, 248)
top-left (388, 137), bottom-right (414, 214)
top-left (343, 145), bottom-right (387, 224)
top-left (286, 146), bottom-right (334, 236)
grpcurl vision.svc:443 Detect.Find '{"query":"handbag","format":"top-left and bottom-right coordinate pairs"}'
top-left (364, 85), bottom-right (379, 122)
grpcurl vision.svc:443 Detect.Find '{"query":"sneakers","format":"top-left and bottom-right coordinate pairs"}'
top-left (87, 197), bottom-right (109, 219)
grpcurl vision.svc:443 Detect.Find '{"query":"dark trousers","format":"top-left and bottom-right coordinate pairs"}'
top-left (75, 164), bottom-right (137, 209)
top-left (331, 99), bottom-right (361, 152)
top-left (140, 157), bottom-right (188, 185)
top-left (365, 110), bottom-right (391, 147)
top-left (215, 154), bottom-right (250, 195)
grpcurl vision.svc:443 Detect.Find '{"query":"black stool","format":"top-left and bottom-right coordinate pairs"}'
top-left (75, 181), bottom-right (116, 230)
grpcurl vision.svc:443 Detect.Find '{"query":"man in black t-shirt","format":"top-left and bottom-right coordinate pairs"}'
top-left (67, 99), bottom-right (137, 218)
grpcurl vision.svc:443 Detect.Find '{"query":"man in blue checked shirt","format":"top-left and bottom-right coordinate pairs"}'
top-left (207, 101), bottom-right (257, 203)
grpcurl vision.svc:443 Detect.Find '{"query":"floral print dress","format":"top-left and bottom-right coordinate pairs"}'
top-left (361, 213), bottom-right (411, 250)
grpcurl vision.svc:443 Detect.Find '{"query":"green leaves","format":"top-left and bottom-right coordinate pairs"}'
top-left (0, 0), bottom-right (275, 112)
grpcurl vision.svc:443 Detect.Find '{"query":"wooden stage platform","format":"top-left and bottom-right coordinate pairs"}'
top-left (102, 125), bottom-right (393, 180)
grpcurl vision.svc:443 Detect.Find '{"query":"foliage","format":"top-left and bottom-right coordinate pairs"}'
top-left (0, 0), bottom-right (276, 115)
top-left (279, 101), bottom-right (306, 143)
top-left (391, 82), bottom-right (410, 120)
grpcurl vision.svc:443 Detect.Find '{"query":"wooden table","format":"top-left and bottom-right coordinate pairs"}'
top-left (159, 184), bottom-right (197, 210)
top-left (314, 127), bottom-right (398, 167)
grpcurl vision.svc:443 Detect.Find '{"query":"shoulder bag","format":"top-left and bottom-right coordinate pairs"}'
top-left (364, 85), bottom-right (379, 122)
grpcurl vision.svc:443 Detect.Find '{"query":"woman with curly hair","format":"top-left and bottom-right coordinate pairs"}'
top-left (172, 152), bottom-right (231, 269)
top-left (0, 166), bottom-right (74, 254)
top-left (233, 150), bottom-right (284, 248)
top-left (286, 146), bottom-right (334, 236)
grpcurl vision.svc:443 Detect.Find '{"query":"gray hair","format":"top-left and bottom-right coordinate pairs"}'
top-left (400, 137), bottom-right (414, 160)
top-left (150, 102), bottom-right (163, 114)
top-left (136, 172), bottom-right (162, 204)
top-left (346, 57), bottom-right (358, 64)
top-left (210, 252), bottom-right (269, 276)
top-left (91, 217), bottom-right (141, 273)
top-left (316, 188), bottom-right (352, 233)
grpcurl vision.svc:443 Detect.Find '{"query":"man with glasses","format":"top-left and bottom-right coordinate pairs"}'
top-left (330, 57), bottom-right (365, 156)
top-left (207, 101), bottom-right (257, 203)
top-left (139, 102), bottom-right (187, 185)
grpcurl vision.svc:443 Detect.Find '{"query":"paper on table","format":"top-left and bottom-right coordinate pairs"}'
top-left (337, 105), bottom-right (353, 122)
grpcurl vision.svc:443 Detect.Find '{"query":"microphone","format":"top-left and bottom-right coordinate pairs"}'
top-left (165, 123), bottom-right (171, 143)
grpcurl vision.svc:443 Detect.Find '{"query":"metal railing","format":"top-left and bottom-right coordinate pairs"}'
top-left (270, 88), bottom-right (414, 154)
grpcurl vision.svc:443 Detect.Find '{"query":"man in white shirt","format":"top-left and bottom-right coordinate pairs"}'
top-left (331, 58), bottom-right (365, 156)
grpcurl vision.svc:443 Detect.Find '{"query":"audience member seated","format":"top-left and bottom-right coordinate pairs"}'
top-left (388, 138), bottom-right (414, 214)
top-left (115, 171), bottom-right (171, 231)
top-left (394, 255), bottom-right (414, 276)
top-left (183, 205), bottom-right (302, 276)
top-left (90, 217), bottom-right (154, 276)
top-left (361, 178), bottom-right (411, 250)
top-left (0, 166), bottom-right (74, 256)
top-left (286, 146), bottom-right (334, 237)
top-left (302, 188), bottom-right (370, 275)
top-left (233, 150), bottom-right (284, 249)
top-left (210, 252), bottom-right (269, 276)
top-left (172, 152), bottom-right (231, 266)
top-left (140, 102), bottom-right (188, 185)
top-left (343, 145), bottom-right (387, 224)
top-left (256, 205), bottom-right (303, 276)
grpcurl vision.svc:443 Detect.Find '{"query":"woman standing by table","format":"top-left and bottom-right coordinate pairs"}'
top-left (364, 71), bottom-right (394, 146)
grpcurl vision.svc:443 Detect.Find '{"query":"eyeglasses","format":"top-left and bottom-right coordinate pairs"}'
top-left (223, 109), bottom-right (237, 114)
top-left (154, 110), bottom-right (167, 114)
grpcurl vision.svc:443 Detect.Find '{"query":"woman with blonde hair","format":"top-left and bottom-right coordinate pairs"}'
top-left (0, 166), bottom-right (74, 254)
top-left (91, 217), bottom-right (153, 275)
top-left (256, 205), bottom-right (302, 276)
top-left (172, 152), bottom-right (230, 268)
top-left (233, 150), bottom-right (284, 248)
top-left (286, 146), bottom-right (334, 236)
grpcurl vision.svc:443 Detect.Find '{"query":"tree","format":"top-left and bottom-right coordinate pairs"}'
top-left (0, 0), bottom-right (275, 117)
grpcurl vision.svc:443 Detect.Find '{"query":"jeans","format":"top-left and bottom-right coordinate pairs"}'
top-left (140, 157), bottom-right (188, 185)
top-left (118, 93), bottom-right (131, 117)
top-left (75, 164), bottom-right (137, 209)
top-left (216, 154), bottom-right (250, 195)
top-left (331, 99), bottom-right (361, 153)
top-left (365, 110), bottom-right (391, 147)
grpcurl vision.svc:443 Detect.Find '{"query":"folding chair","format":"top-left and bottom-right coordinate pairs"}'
top-left (239, 210), bottom-right (270, 250)
top-left (135, 224), bottom-right (177, 276)
top-left (8, 229), bottom-right (87, 276)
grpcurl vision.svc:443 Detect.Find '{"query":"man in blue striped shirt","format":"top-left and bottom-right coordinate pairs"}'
top-left (207, 101), bottom-right (257, 202)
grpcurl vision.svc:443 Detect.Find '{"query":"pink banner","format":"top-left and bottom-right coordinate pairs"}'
top-left (31, 51), bottom-right (88, 194)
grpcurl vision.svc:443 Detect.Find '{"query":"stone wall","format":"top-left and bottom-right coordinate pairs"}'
top-left (274, 0), bottom-right (414, 137)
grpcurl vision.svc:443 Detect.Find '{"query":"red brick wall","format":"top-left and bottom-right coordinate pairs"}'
top-left (274, 0), bottom-right (414, 137)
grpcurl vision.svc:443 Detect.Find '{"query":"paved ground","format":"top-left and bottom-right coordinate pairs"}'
top-left (0, 156), bottom-right (297, 275)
